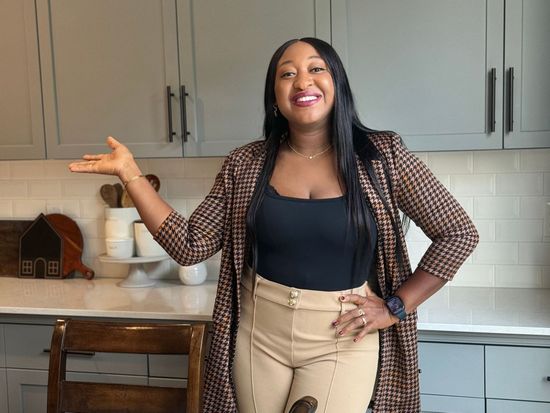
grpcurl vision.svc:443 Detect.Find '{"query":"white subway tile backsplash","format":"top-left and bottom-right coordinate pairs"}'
top-left (451, 264), bottom-right (495, 287)
top-left (519, 242), bottom-right (550, 266)
top-left (450, 174), bottom-right (494, 195)
top-left (428, 152), bottom-right (473, 174)
top-left (0, 200), bottom-right (13, 218)
top-left (28, 181), bottom-right (62, 198)
top-left (46, 200), bottom-right (81, 217)
top-left (519, 149), bottom-right (550, 172)
top-left (10, 160), bottom-right (45, 179)
top-left (184, 157), bottom-right (224, 178)
top-left (473, 150), bottom-right (519, 173)
top-left (495, 220), bottom-right (543, 242)
top-left (495, 265), bottom-right (542, 288)
top-left (474, 197), bottom-right (520, 219)
top-left (520, 196), bottom-right (550, 219)
top-left (2, 149), bottom-right (548, 287)
top-left (0, 181), bottom-right (27, 198)
top-left (472, 220), bottom-right (495, 242)
top-left (165, 178), bottom-right (205, 198)
top-left (495, 173), bottom-right (543, 195)
top-left (12, 200), bottom-right (47, 218)
top-left (472, 242), bottom-right (518, 264)
top-left (147, 158), bottom-right (186, 178)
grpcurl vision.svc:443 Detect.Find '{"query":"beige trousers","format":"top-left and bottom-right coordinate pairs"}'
top-left (233, 269), bottom-right (379, 413)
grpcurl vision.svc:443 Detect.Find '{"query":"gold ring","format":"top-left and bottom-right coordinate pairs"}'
top-left (357, 308), bottom-right (365, 317)
top-left (360, 316), bottom-right (367, 326)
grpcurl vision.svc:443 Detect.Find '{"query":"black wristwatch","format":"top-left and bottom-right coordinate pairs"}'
top-left (385, 295), bottom-right (407, 321)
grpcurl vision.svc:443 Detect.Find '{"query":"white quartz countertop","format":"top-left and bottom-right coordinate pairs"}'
top-left (0, 277), bottom-right (548, 336)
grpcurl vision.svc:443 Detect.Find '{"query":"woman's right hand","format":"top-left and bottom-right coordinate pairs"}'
top-left (68, 136), bottom-right (141, 182)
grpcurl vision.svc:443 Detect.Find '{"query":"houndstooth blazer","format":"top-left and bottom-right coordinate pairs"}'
top-left (154, 131), bottom-right (479, 413)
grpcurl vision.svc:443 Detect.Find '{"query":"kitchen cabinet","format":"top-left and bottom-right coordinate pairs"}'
top-left (419, 338), bottom-right (550, 412)
top-left (0, 0), bottom-right (45, 160)
top-left (486, 346), bottom-right (550, 403)
top-left (35, 0), bottom-right (331, 159)
top-left (6, 369), bottom-right (148, 413)
top-left (331, 0), bottom-right (550, 151)
top-left (0, 320), bottom-right (208, 413)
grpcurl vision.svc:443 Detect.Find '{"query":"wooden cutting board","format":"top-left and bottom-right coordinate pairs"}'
top-left (0, 220), bottom-right (32, 276)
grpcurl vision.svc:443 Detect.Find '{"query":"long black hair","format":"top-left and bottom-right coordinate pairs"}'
top-left (246, 38), bottom-right (409, 291)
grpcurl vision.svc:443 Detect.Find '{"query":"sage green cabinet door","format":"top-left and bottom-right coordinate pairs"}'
top-left (0, 0), bottom-right (45, 160)
top-left (37, 0), bottom-right (183, 159)
top-left (487, 399), bottom-right (550, 413)
top-left (6, 369), bottom-right (148, 413)
top-left (331, 0), bottom-right (504, 151)
top-left (0, 369), bottom-right (7, 413)
top-left (504, 0), bottom-right (550, 148)
top-left (178, 0), bottom-right (331, 157)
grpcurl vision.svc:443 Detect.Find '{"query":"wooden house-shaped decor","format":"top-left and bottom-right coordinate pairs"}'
top-left (19, 213), bottom-right (63, 278)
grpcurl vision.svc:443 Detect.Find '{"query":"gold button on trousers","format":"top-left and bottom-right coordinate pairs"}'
top-left (233, 268), bottom-right (379, 413)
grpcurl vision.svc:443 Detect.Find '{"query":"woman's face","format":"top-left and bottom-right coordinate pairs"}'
top-left (274, 41), bottom-right (335, 131)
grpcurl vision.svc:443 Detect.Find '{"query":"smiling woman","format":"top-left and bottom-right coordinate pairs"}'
top-left (68, 37), bottom-right (479, 413)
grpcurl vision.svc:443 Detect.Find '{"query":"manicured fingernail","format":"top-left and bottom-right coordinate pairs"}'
top-left (353, 338), bottom-right (358, 343)
top-left (338, 330), bottom-right (344, 335)
top-left (332, 320), bottom-right (339, 326)
top-left (339, 295), bottom-right (346, 301)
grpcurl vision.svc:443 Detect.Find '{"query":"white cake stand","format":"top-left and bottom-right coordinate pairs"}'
top-left (98, 254), bottom-right (169, 288)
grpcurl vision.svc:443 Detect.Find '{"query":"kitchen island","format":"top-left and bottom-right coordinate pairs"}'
top-left (0, 277), bottom-right (548, 413)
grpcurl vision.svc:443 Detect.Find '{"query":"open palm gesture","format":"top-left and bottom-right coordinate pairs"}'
top-left (68, 136), bottom-right (135, 178)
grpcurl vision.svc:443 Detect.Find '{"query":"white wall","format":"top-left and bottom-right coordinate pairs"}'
top-left (0, 148), bottom-right (549, 287)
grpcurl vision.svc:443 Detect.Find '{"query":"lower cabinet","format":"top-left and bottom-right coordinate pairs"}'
top-left (486, 399), bottom-right (550, 413)
top-left (6, 369), bottom-right (148, 413)
top-left (1, 369), bottom-right (8, 413)
top-left (419, 341), bottom-right (550, 413)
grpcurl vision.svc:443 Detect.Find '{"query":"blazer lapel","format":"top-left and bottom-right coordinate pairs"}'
top-left (231, 145), bottom-right (266, 282)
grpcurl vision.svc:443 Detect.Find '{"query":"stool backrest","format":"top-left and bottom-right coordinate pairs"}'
top-left (47, 319), bottom-right (207, 413)
top-left (289, 396), bottom-right (318, 413)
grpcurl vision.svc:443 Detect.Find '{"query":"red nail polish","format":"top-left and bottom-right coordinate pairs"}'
top-left (339, 295), bottom-right (345, 301)
top-left (332, 320), bottom-right (339, 326)
top-left (338, 330), bottom-right (344, 335)
top-left (354, 338), bottom-right (358, 343)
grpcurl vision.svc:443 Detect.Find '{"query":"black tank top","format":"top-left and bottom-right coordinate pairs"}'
top-left (255, 184), bottom-right (377, 291)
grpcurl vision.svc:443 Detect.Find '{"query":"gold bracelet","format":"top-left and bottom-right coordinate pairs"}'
top-left (123, 174), bottom-right (145, 188)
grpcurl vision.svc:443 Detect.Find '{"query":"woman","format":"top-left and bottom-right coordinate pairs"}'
top-left (69, 38), bottom-right (478, 412)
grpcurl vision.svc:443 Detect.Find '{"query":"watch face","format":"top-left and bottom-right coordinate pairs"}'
top-left (387, 296), bottom-right (403, 313)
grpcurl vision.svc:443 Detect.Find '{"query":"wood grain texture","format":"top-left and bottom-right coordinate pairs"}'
top-left (47, 319), bottom-right (207, 413)
top-left (0, 220), bottom-right (31, 276)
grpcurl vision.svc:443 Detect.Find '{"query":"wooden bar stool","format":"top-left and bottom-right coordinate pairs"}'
top-left (47, 318), bottom-right (207, 413)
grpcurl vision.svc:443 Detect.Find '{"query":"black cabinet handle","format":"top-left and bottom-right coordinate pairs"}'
top-left (546, 376), bottom-right (550, 382)
top-left (166, 86), bottom-right (177, 142)
top-left (180, 85), bottom-right (190, 143)
top-left (43, 348), bottom-right (95, 357)
top-left (507, 67), bottom-right (514, 132)
top-left (488, 68), bottom-right (497, 132)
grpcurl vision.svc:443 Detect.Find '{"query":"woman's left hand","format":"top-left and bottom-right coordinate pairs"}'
top-left (332, 294), bottom-right (400, 343)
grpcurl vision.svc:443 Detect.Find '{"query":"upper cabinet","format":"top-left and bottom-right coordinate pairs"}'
top-left (177, 0), bottom-right (331, 157)
top-left (0, 0), bottom-right (45, 160)
top-left (331, 0), bottom-right (550, 151)
top-left (37, 0), bottom-right (183, 159)
top-left (35, 0), bottom-right (331, 159)
top-left (504, 0), bottom-right (550, 149)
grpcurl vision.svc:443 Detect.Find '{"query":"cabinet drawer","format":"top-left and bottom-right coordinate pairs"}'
top-left (4, 324), bottom-right (147, 375)
top-left (0, 325), bottom-right (5, 367)
top-left (149, 355), bottom-right (188, 378)
top-left (421, 394), bottom-right (485, 413)
top-left (486, 346), bottom-right (550, 402)
top-left (0, 368), bottom-right (7, 413)
top-left (149, 377), bottom-right (188, 388)
top-left (419, 342), bottom-right (484, 398)
top-left (487, 398), bottom-right (550, 413)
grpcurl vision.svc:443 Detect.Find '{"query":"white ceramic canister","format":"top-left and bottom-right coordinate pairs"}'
top-left (104, 207), bottom-right (140, 238)
top-left (134, 221), bottom-right (167, 257)
top-left (105, 237), bottom-right (134, 259)
top-left (178, 262), bottom-right (207, 285)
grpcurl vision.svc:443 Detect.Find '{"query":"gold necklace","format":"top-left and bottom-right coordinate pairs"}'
top-left (286, 140), bottom-right (332, 160)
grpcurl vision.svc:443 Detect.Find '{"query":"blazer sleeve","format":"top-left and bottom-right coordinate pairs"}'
top-left (389, 135), bottom-right (479, 281)
top-left (153, 156), bottom-right (232, 266)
